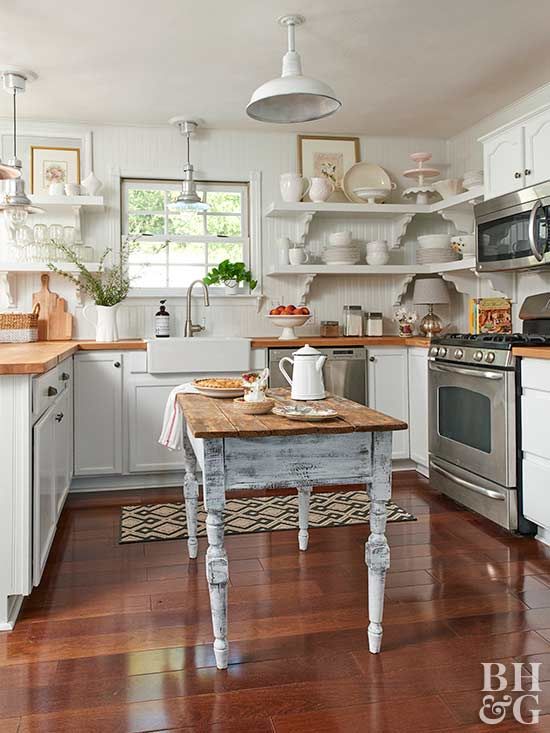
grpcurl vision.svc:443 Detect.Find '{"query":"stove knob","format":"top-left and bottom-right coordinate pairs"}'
top-left (485, 352), bottom-right (496, 364)
top-left (439, 347), bottom-right (448, 358)
top-left (429, 346), bottom-right (439, 357)
top-left (473, 350), bottom-right (483, 362)
top-left (454, 348), bottom-right (464, 359)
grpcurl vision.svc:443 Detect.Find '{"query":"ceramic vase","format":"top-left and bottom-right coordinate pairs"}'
top-left (398, 323), bottom-right (413, 338)
top-left (309, 176), bottom-right (334, 202)
top-left (81, 171), bottom-right (103, 196)
top-left (83, 303), bottom-right (120, 342)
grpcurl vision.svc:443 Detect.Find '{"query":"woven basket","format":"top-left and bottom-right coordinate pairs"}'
top-left (0, 303), bottom-right (40, 343)
top-left (232, 397), bottom-right (275, 414)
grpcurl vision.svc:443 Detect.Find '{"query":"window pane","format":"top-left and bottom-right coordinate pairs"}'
top-left (207, 215), bottom-right (241, 237)
top-left (129, 241), bottom-right (167, 264)
top-left (128, 214), bottom-right (165, 236)
top-left (168, 265), bottom-right (206, 287)
top-left (170, 242), bottom-right (205, 263)
top-left (206, 191), bottom-right (241, 213)
top-left (127, 189), bottom-right (164, 211)
top-left (208, 242), bottom-right (243, 264)
top-left (129, 264), bottom-right (167, 288)
top-left (168, 213), bottom-right (204, 236)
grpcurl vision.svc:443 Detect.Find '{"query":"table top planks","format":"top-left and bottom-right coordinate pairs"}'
top-left (178, 388), bottom-right (408, 439)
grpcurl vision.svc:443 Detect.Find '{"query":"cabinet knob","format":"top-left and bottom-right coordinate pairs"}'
top-left (47, 386), bottom-right (58, 397)
top-left (369, 356), bottom-right (376, 362)
top-left (60, 372), bottom-right (70, 381)
top-left (525, 168), bottom-right (532, 176)
top-left (113, 361), bottom-right (121, 368)
top-left (514, 171), bottom-right (522, 179)
top-left (55, 412), bottom-right (64, 423)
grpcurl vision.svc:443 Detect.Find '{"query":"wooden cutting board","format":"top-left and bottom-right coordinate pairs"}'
top-left (32, 274), bottom-right (73, 341)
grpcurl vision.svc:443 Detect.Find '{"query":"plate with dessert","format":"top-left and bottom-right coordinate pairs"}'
top-left (192, 378), bottom-right (245, 398)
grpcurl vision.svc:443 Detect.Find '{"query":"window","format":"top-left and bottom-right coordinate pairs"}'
top-left (121, 179), bottom-right (249, 290)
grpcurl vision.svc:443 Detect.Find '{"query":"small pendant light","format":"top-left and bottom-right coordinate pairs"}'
top-left (0, 68), bottom-right (44, 226)
top-left (246, 15), bottom-right (341, 124)
top-left (169, 118), bottom-right (208, 212)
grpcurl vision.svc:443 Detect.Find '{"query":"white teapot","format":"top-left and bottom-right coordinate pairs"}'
top-left (279, 344), bottom-right (326, 400)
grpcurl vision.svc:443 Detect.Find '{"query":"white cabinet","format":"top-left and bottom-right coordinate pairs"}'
top-left (367, 347), bottom-right (409, 460)
top-left (408, 347), bottom-right (428, 469)
top-left (482, 106), bottom-right (550, 199)
top-left (54, 388), bottom-right (72, 516)
top-left (74, 352), bottom-right (123, 476)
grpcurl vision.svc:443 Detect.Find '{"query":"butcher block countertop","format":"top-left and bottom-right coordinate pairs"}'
top-left (179, 387), bottom-right (408, 439)
top-left (250, 336), bottom-right (430, 348)
top-left (513, 346), bottom-right (550, 360)
top-left (0, 339), bottom-right (146, 375)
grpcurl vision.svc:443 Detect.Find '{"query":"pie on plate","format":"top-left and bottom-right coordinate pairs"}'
top-left (192, 378), bottom-right (244, 398)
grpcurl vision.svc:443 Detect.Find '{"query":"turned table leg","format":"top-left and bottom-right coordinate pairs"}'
top-left (297, 485), bottom-right (312, 551)
top-left (365, 431), bottom-right (392, 654)
top-left (182, 434), bottom-right (199, 559)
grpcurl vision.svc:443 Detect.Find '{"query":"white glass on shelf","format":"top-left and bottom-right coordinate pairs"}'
top-left (63, 225), bottom-right (76, 245)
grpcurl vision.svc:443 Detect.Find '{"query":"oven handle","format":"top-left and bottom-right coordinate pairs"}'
top-left (528, 199), bottom-right (547, 262)
top-left (428, 362), bottom-right (503, 380)
top-left (430, 459), bottom-right (505, 501)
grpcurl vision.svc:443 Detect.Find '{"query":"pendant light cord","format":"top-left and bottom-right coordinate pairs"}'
top-left (287, 20), bottom-right (296, 52)
top-left (186, 132), bottom-right (191, 165)
top-left (12, 91), bottom-right (17, 159)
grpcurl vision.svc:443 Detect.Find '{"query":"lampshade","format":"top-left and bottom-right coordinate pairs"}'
top-left (413, 277), bottom-right (450, 305)
top-left (246, 15), bottom-right (341, 124)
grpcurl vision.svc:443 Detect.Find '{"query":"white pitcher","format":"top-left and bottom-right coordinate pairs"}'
top-left (279, 344), bottom-right (326, 400)
top-left (309, 176), bottom-right (334, 202)
top-left (83, 303), bottom-right (120, 342)
top-left (280, 173), bottom-right (310, 202)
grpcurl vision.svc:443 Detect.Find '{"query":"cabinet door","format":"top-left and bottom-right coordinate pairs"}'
top-left (74, 352), bottom-right (123, 475)
top-left (524, 108), bottom-right (550, 187)
top-left (367, 348), bottom-right (409, 460)
top-left (33, 407), bottom-right (56, 586)
top-left (54, 388), bottom-right (72, 518)
top-left (483, 126), bottom-right (524, 199)
top-left (408, 348), bottom-right (428, 468)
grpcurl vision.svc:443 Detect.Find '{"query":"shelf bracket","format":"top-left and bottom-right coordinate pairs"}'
top-left (391, 214), bottom-right (414, 248)
top-left (475, 270), bottom-right (517, 302)
top-left (298, 274), bottom-right (316, 305)
top-left (436, 204), bottom-right (475, 234)
top-left (392, 274), bottom-right (416, 306)
top-left (72, 205), bottom-right (83, 243)
top-left (296, 212), bottom-right (315, 246)
top-left (0, 271), bottom-right (16, 308)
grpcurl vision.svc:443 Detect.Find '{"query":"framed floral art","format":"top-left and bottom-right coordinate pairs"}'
top-left (297, 134), bottom-right (360, 192)
top-left (30, 145), bottom-right (81, 195)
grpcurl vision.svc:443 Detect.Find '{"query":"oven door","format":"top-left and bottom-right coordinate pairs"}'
top-left (428, 361), bottom-right (516, 487)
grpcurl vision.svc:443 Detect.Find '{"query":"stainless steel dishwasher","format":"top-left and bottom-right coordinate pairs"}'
top-left (268, 346), bottom-right (367, 404)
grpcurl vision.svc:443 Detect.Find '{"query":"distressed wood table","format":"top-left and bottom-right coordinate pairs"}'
top-left (178, 388), bottom-right (407, 669)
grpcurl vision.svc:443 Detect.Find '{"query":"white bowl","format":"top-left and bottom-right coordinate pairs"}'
top-left (417, 234), bottom-right (451, 249)
top-left (329, 231), bottom-right (352, 246)
top-left (354, 187), bottom-right (391, 203)
top-left (366, 239), bottom-right (388, 251)
top-left (433, 179), bottom-right (464, 199)
top-left (267, 314), bottom-right (311, 340)
top-left (366, 252), bottom-right (389, 266)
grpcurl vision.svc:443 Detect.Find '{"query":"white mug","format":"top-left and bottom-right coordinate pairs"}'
top-left (289, 247), bottom-right (309, 265)
top-left (48, 182), bottom-right (66, 196)
top-left (280, 173), bottom-right (310, 203)
top-left (309, 176), bottom-right (334, 203)
top-left (277, 237), bottom-right (291, 266)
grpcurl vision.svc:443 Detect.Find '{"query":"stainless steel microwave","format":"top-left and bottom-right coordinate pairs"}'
top-left (474, 180), bottom-right (550, 272)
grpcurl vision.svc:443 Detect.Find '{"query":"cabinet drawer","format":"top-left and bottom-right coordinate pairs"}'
top-left (33, 367), bottom-right (60, 420)
top-left (523, 454), bottom-right (550, 529)
top-left (521, 359), bottom-right (550, 392)
top-left (522, 392), bottom-right (550, 460)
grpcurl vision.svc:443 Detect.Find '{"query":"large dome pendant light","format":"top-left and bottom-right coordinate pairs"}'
top-left (0, 67), bottom-right (44, 227)
top-left (246, 15), bottom-right (341, 124)
top-left (169, 118), bottom-right (208, 212)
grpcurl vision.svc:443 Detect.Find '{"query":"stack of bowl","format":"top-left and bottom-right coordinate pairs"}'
top-left (322, 231), bottom-right (360, 265)
top-left (366, 239), bottom-right (389, 265)
top-left (416, 234), bottom-right (459, 265)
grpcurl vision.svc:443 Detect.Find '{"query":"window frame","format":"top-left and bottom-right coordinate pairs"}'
top-left (121, 177), bottom-right (252, 296)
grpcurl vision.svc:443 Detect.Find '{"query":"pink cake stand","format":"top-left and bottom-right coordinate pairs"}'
top-left (402, 152), bottom-right (440, 203)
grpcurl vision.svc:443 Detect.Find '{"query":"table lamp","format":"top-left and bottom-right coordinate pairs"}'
top-left (413, 276), bottom-right (450, 336)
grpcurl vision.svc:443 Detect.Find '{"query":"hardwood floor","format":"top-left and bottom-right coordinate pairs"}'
top-left (3, 471), bottom-right (550, 732)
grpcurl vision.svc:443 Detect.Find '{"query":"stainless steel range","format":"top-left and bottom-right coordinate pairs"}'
top-left (429, 293), bottom-right (550, 532)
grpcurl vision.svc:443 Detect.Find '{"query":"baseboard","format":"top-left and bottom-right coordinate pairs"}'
top-left (0, 595), bottom-right (23, 631)
top-left (536, 526), bottom-right (550, 547)
top-left (70, 472), bottom-right (186, 492)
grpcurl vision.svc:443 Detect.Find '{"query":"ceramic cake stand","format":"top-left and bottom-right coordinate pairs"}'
top-left (402, 152), bottom-right (440, 204)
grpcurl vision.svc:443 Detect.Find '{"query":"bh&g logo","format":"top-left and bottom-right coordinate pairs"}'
top-left (479, 662), bottom-right (541, 725)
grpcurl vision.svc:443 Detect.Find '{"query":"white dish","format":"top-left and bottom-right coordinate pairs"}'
top-left (343, 162), bottom-right (395, 204)
top-left (417, 234), bottom-right (451, 249)
top-left (192, 381), bottom-right (245, 399)
top-left (366, 252), bottom-right (389, 266)
top-left (433, 179), bottom-right (464, 199)
top-left (353, 187), bottom-right (391, 204)
top-left (328, 231), bottom-right (352, 246)
top-left (272, 406), bottom-right (339, 422)
top-left (267, 314), bottom-right (311, 340)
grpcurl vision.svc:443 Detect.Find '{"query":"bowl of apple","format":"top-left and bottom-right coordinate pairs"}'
top-left (267, 305), bottom-right (311, 340)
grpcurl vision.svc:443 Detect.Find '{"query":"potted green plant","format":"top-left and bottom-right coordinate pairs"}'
top-left (48, 236), bottom-right (136, 342)
top-left (203, 260), bottom-right (257, 295)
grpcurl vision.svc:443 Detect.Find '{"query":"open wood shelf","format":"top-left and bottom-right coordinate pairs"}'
top-left (267, 257), bottom-right (476, 277)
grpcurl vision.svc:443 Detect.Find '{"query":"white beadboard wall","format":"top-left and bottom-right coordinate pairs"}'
top-left (1, 120), bottom-right (458, 338)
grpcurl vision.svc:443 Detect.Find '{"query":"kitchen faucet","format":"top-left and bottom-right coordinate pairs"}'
top-left (184, 279), bottom-right (210, 337)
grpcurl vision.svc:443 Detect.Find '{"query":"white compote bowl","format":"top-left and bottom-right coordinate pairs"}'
top-left (267, 314), bottom-right (311, 340)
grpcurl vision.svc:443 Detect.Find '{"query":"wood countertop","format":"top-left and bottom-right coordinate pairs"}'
top-left (513, 346), bottom-right (550, 360)
top-left (179, 388), bottom-right (408, 439)
top-left (0, 339), bottom-right (146, 375)
top-left (250, 336), bottom-right (431, 349)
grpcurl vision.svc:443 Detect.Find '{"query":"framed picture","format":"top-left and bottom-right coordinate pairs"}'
top-left (30, 145), bottom-right (81, 195)
top-left (297, 135), bottom-right (360, 191)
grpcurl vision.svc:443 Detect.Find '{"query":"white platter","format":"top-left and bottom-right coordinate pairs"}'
top-left (343, 162), bottom-right (394, 204)
top-left (192, 380), bottom-right (244, 398)
top-left (272, 406), bottom-right (339, 422)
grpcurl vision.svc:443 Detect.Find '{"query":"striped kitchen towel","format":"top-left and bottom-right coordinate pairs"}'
top-left (158, 383), bottom-right (199, 451)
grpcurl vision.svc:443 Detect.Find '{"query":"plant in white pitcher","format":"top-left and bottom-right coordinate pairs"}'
top-left (48, 237), bottom-right (137, 342)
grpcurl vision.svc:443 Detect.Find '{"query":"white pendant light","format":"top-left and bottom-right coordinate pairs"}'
top-left (246, 15), bottom-right (341, 124)
top-left (169, 118), bottom-right (208, 212)
top-left (0, 67), bottom-right (44, 226)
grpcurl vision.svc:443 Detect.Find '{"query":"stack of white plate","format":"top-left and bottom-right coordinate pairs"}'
top-left (416, 248), bottom-right (459, 265)
top-left (322, 243), bottom-right (360, 265)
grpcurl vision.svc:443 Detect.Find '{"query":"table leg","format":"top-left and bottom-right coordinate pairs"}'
top-left (297, 485), bottom-right (312, 551)
top-left (182, 434), bottom-right (199, 560)
top-left (365, 431), bottom-right (392, 654)
top-left (203, 439), bottom-right (229, 670)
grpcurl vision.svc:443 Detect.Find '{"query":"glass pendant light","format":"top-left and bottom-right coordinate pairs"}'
top-left (169, 119), bottom-right (208, 212)
top-left (0, 68), bottom-right (44, 227)
top-left (246, 15), bottom-right (341, 124)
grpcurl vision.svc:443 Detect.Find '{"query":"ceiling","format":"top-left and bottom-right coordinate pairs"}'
top-left (2, 0), bottom-right (550, 137)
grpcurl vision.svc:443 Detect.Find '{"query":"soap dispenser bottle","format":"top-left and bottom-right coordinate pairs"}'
top-left (155, 300), bottom-right (170, 338)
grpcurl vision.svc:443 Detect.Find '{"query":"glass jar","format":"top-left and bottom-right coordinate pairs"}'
top-left (366, 312), bottom-right (383, 336)
top-left (320, 321), bottom-right (340, 338)
top-left (343, 305), bottom-right (364, 337)
top-left (63, 225), bottom-right (76, 245)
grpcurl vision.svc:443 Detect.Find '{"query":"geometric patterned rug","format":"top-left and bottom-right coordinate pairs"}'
top-left (119, 490), bottom-right (416, 544)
